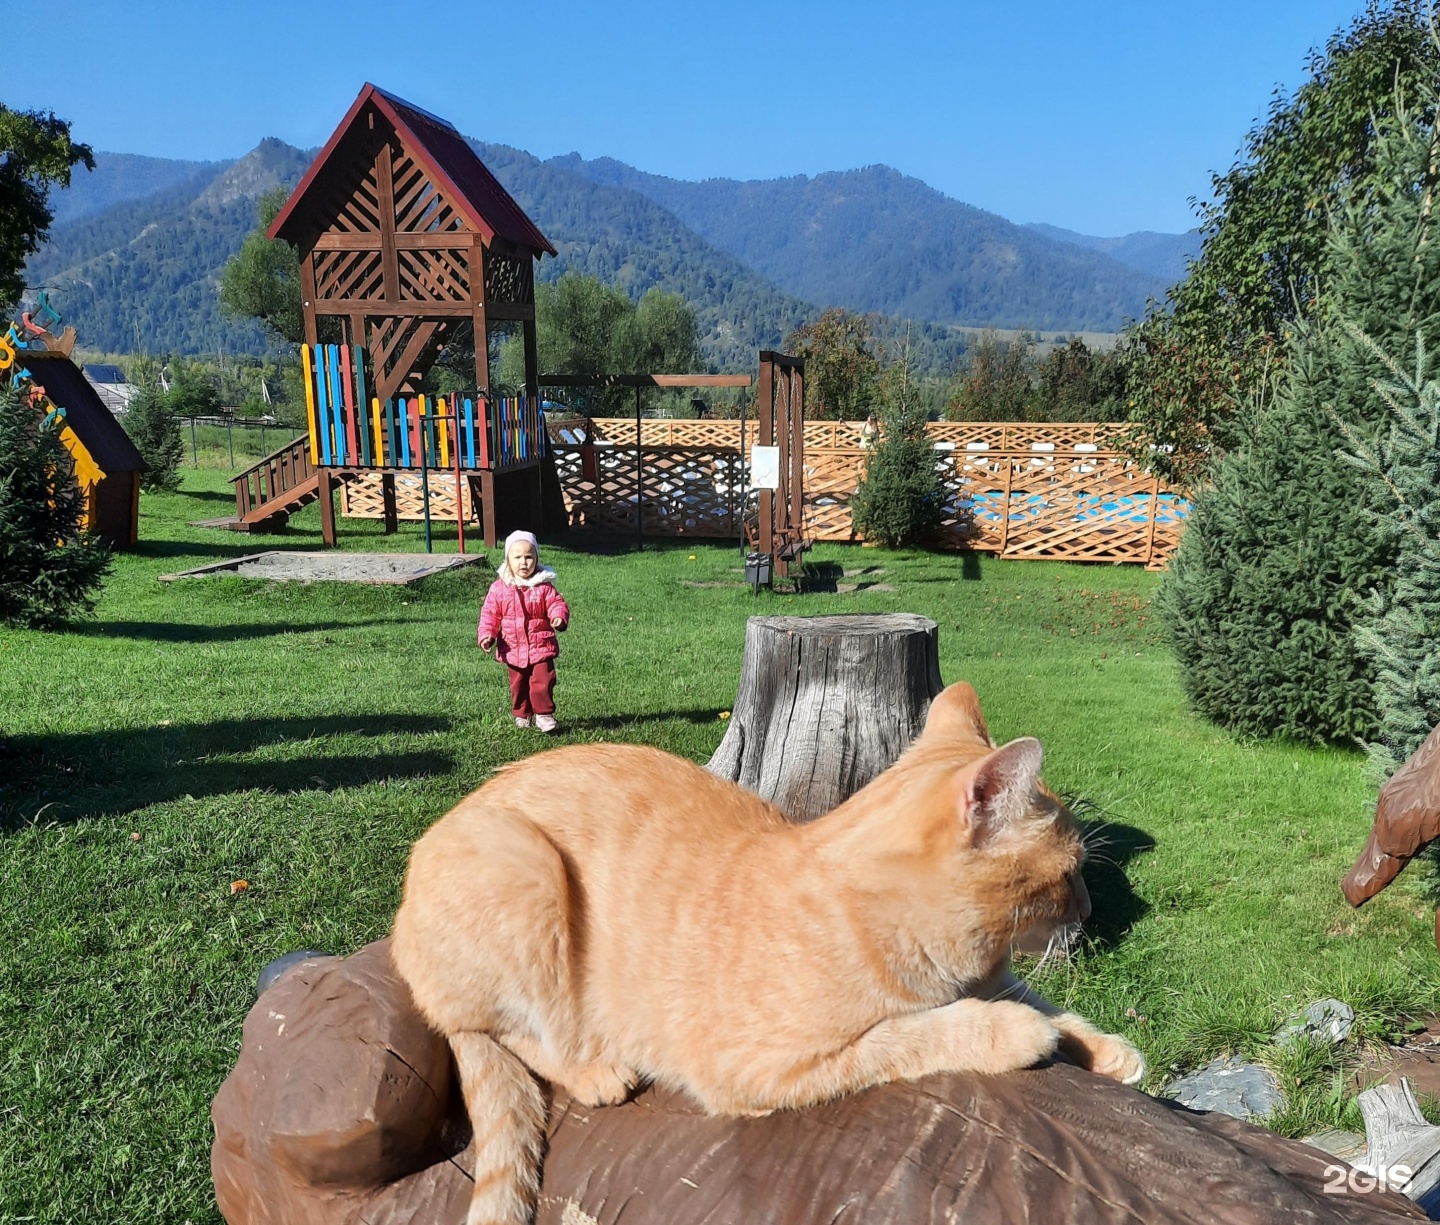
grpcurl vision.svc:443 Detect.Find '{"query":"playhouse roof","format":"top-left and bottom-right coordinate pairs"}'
top-left (267, 83), bottom-right (555, 257)
top-left (27, 352), bottom-right (146, 472)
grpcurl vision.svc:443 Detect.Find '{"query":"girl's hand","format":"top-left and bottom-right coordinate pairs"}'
top-left (550, 618), bottom-right (565, 630)
top-left (480, 636), bottom-right (496, 651)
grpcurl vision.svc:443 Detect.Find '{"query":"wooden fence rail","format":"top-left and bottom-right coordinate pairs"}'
top-left (341, 417), bottom-right (1188, 568)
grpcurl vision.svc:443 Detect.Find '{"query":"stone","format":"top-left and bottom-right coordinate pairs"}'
top-left (1278, 999), bottom-right (1356, 1048)
top-left (1165, 1056), bottom-right (1285, 1121)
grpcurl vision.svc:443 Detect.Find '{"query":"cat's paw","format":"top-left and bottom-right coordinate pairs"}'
top-left (1054, 1015), bottom-right (1147, 1085)
top-left (564, 1061), bottom-right (640, 1107)
top-left (951, 999), bottom-right (1061, 1074)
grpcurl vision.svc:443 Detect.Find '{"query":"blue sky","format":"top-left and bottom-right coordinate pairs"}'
top-left (3, 0), bottom-right (1367, 236)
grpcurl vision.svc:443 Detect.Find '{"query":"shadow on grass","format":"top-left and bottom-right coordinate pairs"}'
top-left (0, 714), bottom-right (452, 827)
top-left (1077, 817), bottom-right (1155, 950)
top-left (134, 540), bottom-right (266, 561)
top-left (71, 619), bottom-right (404, 644)
top-left (560, 708), bottom-right (727, 732)
top-left (961, 552), bottom-right (983, 581)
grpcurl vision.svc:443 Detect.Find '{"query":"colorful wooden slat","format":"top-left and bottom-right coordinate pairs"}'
top-left (340, 345), bottom-right (358, 466)
top-left (479, 396), bottom-right (491, 469)
top-left (302, 345), bottom-right (320, 465)
top-left (464, 397), bottom-right (475, 468)
top-left (324, 345), bottom-right (343, 465)
top-left (438, 397), bottom-right (450, 468)
top-left (371, 398), bottom-right (383, 468)
top-left (398, 398), bottom-right (412, 468)
top-left (314, 345), bottom-right (333, 466)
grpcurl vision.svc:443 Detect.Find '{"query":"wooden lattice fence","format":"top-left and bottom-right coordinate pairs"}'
top-left (341, 419), bottom-right (1189, 567)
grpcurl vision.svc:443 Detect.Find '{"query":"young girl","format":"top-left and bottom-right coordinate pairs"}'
top-left (478, 531), bottom-right (570, 732)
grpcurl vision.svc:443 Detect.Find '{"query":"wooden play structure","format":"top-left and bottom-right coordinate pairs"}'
top-left (227, 83), bottom-right (557, 546)
top-left (0, 312), bottom-right (144, 549)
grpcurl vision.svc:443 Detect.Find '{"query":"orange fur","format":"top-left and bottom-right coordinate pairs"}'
top-left (391, 681), bottom-right (1144, 1225)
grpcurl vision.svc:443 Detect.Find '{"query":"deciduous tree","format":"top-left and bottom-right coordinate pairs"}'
top-left (0, 106), bottom-right (92, 312)
top-left (785, 309), bottom-right (881, 420)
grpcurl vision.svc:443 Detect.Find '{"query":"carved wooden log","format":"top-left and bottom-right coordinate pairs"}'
top-left (212, 940), bottom-right (1424, 1224)
top-left (706, 613), bottom-right (943, 822)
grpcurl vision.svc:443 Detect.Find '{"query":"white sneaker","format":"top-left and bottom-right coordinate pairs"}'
top-left (534, 714), bottom-right (558, 734)
top-left (515, 716), bottom-right (532, 729)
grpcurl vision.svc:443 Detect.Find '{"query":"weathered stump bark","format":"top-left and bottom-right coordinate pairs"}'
top-left (706, 613), bottom-right (943, 822)
top-left (212, 940), bottom-right (1424, 1225)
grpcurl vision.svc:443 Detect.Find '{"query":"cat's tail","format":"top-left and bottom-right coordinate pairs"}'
top-left (451, 1031), bottom-right (548, 1225)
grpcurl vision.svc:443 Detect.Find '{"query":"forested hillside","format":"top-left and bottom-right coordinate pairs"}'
top-left (554, 157), bottom-right (1171, 331)
top-left (28, 135), bottom-right (1181, 366)
top-left (1024, 223), bottom-right (1199, 285)
top-left (27, 141), bottom-right (312, 355)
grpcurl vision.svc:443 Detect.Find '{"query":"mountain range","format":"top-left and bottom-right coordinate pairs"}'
top-left (25, 136), bottom-right (1198, 369)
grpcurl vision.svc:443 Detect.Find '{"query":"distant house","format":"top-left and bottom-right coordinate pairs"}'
top-left (83, 364), bottom-right (138, 415)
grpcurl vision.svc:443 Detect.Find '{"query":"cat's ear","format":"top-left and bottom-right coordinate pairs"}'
top-left (923, 682), bottom-right (995, 747)
top-left (957, 737), bottom-right (1043, 843)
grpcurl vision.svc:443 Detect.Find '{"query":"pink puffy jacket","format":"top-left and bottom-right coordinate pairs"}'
top-left (478, 569), bottom-right (570, 669)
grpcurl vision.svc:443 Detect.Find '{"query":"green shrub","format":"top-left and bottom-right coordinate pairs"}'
top-left (850, 362), bottom-right (943, 548)
top-left (0, 379), bottom-right (111, 627)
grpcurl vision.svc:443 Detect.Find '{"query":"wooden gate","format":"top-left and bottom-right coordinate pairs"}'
top-left (752, 351), bottom-right (809, 577)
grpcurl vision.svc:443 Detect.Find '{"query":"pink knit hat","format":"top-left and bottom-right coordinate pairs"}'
top-left (504, 530), bottom-right (539, 558)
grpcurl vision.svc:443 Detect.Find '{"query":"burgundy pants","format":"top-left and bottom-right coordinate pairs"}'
top-left (507, 659), bottom-right (556, 718)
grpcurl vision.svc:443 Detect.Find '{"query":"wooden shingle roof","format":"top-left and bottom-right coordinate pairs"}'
top-left (267, 83), bottom-right (555, 257)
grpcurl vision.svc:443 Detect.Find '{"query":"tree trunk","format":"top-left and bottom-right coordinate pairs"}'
top-left (706, 613), bottom-right (943, 822)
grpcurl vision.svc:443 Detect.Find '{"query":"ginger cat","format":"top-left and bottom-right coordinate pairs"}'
top-left (391, 681), bottom-right (1145, 1225)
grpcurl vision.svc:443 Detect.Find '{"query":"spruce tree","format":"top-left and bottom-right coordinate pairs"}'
top-left (1337, 333), bottom-right (1440, 779)
top-left (1162, 90), bottom-right (1440, 743)
top-left (0, 378), bottom-right (112, 627)
top-left (122, 374), bottom-right (183, 492)
top-left (850, 358), bottom-right (944, 548)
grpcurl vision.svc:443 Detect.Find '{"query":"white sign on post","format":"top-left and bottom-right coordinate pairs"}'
top-left (749, 445), bottom-right (781, 491)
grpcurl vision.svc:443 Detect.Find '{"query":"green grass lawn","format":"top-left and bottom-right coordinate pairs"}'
top-left (4, 471), bottom-right (1438, 1222)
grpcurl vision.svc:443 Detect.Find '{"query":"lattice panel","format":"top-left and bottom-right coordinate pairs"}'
top-left (397, 247), bottom-right (471, 302)
top-left (484, 251), bottom-right (533, 305)
top-left (342, 472), bottom-right (473, 522)
top-left (550, 431), bottom-right (1188, 566)
top-left (313, 249), bottom-right (384, 302)
top-left (562, 418), bottom-right (1142, 453)
top-left (391, 146), bottom-right (467, 234)
top-left (552, 445), bottom-right (746, 537)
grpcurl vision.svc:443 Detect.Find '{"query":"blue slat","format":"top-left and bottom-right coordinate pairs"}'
top-left (315, 344), bottom-right (333, 466)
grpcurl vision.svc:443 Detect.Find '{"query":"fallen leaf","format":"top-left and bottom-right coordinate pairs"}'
top-left (230, 880), bottom-right (249, 896)
top-left (688, 554), bottom-right (697, 561)
top-left (718, 711), bottom-right (731, 720)
top-left (130, 832), bottom-right (140, 842)
top-left (158, 719), bottom-right (172, 727)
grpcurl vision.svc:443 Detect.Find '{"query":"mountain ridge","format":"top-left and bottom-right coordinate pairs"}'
top-left (26, 139), bottom-right (1190, 366)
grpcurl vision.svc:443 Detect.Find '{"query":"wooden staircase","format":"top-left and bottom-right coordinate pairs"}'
top-left (229, 435), bottom-right (327, 531)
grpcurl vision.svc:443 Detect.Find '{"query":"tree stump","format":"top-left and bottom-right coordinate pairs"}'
top-left (706, 613), bottom-right (943, 822)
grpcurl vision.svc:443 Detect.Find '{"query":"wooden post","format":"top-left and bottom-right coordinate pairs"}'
top-left (1142, 472), bottom-right (1161, 568)
top-left (480, 473), bottom-right (497, 549)
top-left (635, 383), bottom-right (644, 552)
top-left (381, 473), bottom-right (398, 535)
top-left (998, 457), bottom-right (1015, 555)
top-left (707, 614), bottom-right (943, 823)
top-left (757, 355), bottom-right (775, 565)
top-left (318, 469), bottom-right (337, 547)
